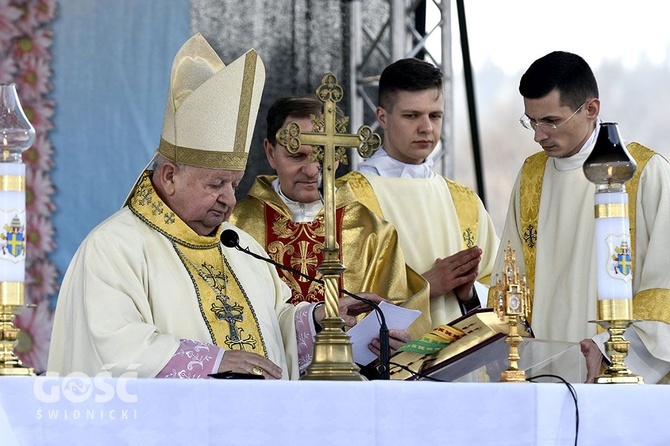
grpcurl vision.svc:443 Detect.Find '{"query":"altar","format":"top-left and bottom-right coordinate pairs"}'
top-left (1, 377), bottom-right (668, 445)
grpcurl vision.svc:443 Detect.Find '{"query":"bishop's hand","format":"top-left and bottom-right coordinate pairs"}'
top-left (217, 350), bottom-right (283, 380)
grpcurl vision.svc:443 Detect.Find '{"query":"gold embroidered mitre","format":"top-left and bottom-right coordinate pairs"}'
top-left (123, 33), bottom-right (265, 206)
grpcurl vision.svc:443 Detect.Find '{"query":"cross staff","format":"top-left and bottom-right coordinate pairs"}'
top-left (277, 73), bottom-right (380, 316)
top-left (276, 73), bottom-right (381, 380)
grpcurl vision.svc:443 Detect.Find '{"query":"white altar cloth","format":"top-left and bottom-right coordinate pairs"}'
top-left (1, 377), bottom-right (667, 445)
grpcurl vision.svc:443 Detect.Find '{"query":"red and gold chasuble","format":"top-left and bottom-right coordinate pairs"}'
top-left (263, 205), bottom-right (345, 304)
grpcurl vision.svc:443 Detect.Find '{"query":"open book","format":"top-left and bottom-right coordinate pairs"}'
top-left (389, 309), bottom-right (533, 381)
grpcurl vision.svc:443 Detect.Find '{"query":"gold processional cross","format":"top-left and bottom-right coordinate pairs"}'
top-left (277, 73), bottom-right (381, 380)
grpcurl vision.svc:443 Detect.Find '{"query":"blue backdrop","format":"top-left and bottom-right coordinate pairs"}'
top-left (51, 0), bottom-right (190, 278)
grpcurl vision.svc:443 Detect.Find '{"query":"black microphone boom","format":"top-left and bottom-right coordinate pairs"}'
top-left (220, 228), bottom-right (391, 379)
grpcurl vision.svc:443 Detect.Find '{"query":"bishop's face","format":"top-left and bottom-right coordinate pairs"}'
top-left (169, 165), bottom-right (243, 236)
top-left (376, 88), bottom-right (444, 165)
top-left (522, 89), bottom-right (599, 159)
top-left (264, 117), bottom-right (323, 204)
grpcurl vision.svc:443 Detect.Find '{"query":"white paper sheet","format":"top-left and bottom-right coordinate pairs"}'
top-left (348, 301), bottom-right (421, 365)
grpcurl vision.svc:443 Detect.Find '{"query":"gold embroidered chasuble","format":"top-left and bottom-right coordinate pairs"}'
top-left (342, 171), bottom-right (483, 252)
top-left (230, 175), bottom-right (431, 338)
top-left (342, 171), bottom-right (499, 327)
top-left (509, 143), bottom-right (670, 326)
top-left (130, 172), bottom-right (267, 357)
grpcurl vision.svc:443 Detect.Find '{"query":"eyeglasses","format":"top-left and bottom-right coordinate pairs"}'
top-left (519, 102), bottom-right (585, 132)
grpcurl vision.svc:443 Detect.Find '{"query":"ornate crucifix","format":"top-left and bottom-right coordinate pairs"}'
top-left (277, 73), bottom-right (381, 380)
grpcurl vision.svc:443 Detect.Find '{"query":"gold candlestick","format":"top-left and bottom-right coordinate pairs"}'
top-left (493, 242), bottom-right (530, 383)
top-left (276, 73), bottom-right (380, 380)
top-left (591, 300), bottom-right (642, 384)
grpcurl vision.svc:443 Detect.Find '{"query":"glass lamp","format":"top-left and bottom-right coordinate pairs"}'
top-left (582, 121), bottom-right (642, 384)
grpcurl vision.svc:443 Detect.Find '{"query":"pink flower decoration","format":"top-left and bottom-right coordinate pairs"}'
top-left (0, 0), bottom-right (22, 48)
top-left (25, 258), bottom-right (59, 302)
top-left (21, 98), bottom-right (55, 135)
top-left (23, 132), bottom-right (54, 174)
top-left (12, 0), bottom-right (38, 35)
top-left (26, 213), bottom-right (56, 261)
top-left (0, 54), bottom-right (18, 83)
top-left (12, 28), bottom-right (53, 62)
top-left (15, 55), bottom-right (52, 102)
top-left (29, 0), bottom-right (57, 28)
top-left (15, 298), bottom-right (54, 374)
top-left (26, 169), bottom-right (56, 217)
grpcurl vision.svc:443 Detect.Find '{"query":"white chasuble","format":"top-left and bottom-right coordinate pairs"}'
top-left (347, 172), bottom-right (499, 327)
top-left (49, 172), bottom-right (298, 378)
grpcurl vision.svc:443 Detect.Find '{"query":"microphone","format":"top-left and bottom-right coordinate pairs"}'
top-left (221, 228), bottom-right (240, 248)
top-left (221, 228), bottom-right (391, 379)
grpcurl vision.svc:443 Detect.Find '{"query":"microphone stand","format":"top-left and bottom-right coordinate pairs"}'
top-left (224, 235), bottom-right (391, 379)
